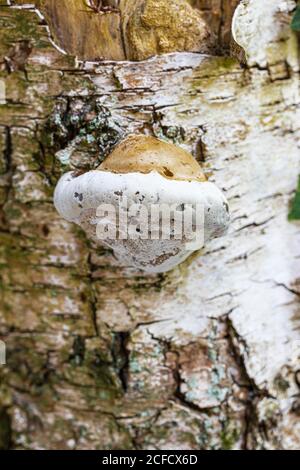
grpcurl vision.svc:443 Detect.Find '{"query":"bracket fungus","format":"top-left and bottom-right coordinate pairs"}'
top-left (54, 135), bottom-right (230, 274)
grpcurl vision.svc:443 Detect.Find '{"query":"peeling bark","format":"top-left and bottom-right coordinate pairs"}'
top-left (0, 0), bottom-right (300, 450)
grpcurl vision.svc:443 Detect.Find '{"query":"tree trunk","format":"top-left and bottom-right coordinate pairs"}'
top-left (0, 0), bottom-right (300, 450)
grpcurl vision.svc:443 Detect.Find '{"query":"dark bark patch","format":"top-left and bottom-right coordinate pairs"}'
top-left (0, 409), bottom-right (11, 450)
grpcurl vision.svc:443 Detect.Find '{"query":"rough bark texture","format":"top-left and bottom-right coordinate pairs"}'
top-left (0, 0), bottom-right (300, 450)
top-left (12, 0), bottom-right (240, 60)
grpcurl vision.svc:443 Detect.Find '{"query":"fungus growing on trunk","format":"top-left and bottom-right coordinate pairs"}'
top-left (54, 135), bottom-right (230, 273)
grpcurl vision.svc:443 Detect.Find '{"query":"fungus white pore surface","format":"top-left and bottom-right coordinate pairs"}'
top-left (54, 170), bottom-right (230, 273)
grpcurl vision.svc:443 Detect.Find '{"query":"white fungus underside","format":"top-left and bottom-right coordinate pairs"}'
top-left (54, 170), bottom-right (229, 273)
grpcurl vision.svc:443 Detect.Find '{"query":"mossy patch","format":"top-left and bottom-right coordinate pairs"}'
top-left (220, 425), bottom-right (239, 450)
top-left (288, 176), bottom-right (300, 221)
top-left (291, 5), bottom-right (300, 31)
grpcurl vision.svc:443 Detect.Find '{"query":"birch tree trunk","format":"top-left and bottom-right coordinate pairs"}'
top-left (0, 0), bottom-right (300, 450)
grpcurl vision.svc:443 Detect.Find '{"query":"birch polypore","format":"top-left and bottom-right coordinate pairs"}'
top-left (54, 135), bottom-right (230, 273)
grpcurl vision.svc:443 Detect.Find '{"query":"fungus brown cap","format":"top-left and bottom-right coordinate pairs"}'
top-left (99, 135), bottom-right (207, 182)
top-left (54, 135), bottom-right (230, 274)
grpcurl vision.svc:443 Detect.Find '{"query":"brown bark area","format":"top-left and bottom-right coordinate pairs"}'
top-left (13, 0), bottom-right (239, 60)
top-left (0, 0), bottom-right (299, 450)
top-left (190, 0), bottom-right (240, 52)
